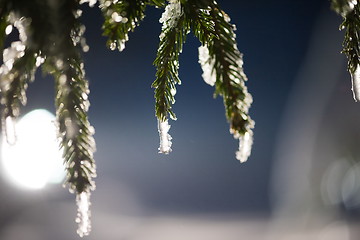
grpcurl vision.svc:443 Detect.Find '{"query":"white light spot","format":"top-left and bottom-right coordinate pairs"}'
top-left (1, 109), bottom-right (65, 189)
top-left (5, 25), bottom-right (13, 35)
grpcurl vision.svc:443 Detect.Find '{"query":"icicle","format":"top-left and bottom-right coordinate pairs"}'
top-left (351, 64), bottom-right (360, 102)
top-left (3, 116), bottom-right (17, 145)
top-left (157, 118), bottom-right (172, 154)
top-left (76, 191), bottom-right (92, 237)
top-left (198, 45), bottom-right (216, 86)
top-left (236, 131), bottom-right (253, 163)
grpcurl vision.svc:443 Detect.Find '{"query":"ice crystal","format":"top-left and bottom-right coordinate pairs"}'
top-left (76, 191), bottom-right (92, 237)
top-left (340, 0), bottom-right (358, 17)
top-left (0, 41), bottom-right (25, 75)
top-left (108, 39), bottom-right (126, 51)
top-left (158, 118), bottom-right (172, 154)
top-left (111, 12), bottom-right (122, 23)
top-left (159, 0), bottom-right (183, 40)
top-left (2, 116), bottom-right (17, 145)
top-left (8, 12), bottom-right (29, 43)
top-left (79, 0), bottom-right (97, 7)
top-left (236, 131), bottom-right (253, 163)
top-left (35, 55), bottom-right (45, 67)
top-left (351, 64), bottom-right (360, 102)
top-left (236, 87), bottom-right (253, 114)
top-left (198, 45), bottom-right (216, 86)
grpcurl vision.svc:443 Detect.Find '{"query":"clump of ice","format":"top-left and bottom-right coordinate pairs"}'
top-left (2, 116), bottom-right (17, 145)
top-left (0, 41), bottom-right (25, 78)
top-left (157, 119), bottom-right (172, 154)
top-left (236, 131), bottom-right (253, 163)
top-left (76, 191), bottom-right (92, 237)
top-left (351, 64), bottom-right (360, 102)
top-left (198, 45), bottom-right (216, 86)
top-left (79, 0), bottom-right (97, 7)
top-left (159, 0), bottom-right (183, 40)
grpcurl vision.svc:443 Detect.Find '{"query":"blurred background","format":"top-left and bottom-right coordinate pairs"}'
top-left (1, 0), bottom-right (360, 239)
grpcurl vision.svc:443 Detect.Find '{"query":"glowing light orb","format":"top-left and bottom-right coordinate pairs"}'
top-left (1, 109), bottom-right (65, 189)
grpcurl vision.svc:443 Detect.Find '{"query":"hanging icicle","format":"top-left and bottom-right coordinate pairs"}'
top-left (236, 131), bottom-right (253, 163)
top-left (351, 64), bottom-right (360, 101)
top-left (157, 118), bottom-right (172, 154)
top-left (2, 116), bottom-right (17, 145)
top-left (196, 2), bottom-right (254, 162)
top-left (76, 191), bottom-right (92, 237)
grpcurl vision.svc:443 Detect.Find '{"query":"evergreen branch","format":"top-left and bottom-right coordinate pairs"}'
top-left (197, 1), bottom-right (254, 162)
top-left (0, 12), bottom-right (8, 63)
top-left (0, 49), bottom-right (36, 120)
top-left (146, 0), bottom-right (165, 8)
top-left (331, 0), bottom-right (358, 17)
top-left (0, 0), bottom-right (96, 236)
top-left (39, 0), bottom-right (96, 195)
top-left (152, 0), bottom-right (189, 122)
top-left (100, 0), bottom-right (148, 51)
top-left (183, 0), bottom-right (216, 45)
top-left (51, 57), bottom-right (96, 194)
top-left (49, 56), bottom-right (95, 237)
top-left (337, 1), bottom-right (360, 73)
top-left (332, 0), bottom-right (360, 101)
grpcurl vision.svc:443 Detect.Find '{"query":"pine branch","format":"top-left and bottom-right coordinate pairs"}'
top-left (38, 1), bottom-right (96, 236)
top-left (152, 0), bottom-right (189, 154)
top-left (37, 0), bottom-right (97, 196)
top-left (0, 7), bottom-right (38, 144)
top-left (152, 0), bottom-right (189, 122)
top-left (336, 1), bottom-right (360, 73)
top-left (196, 1), bottom-right (254, 162)
top-left (100, 0), bottom-right (150, 51)
top-left (332, 0), bottom-right (360, 101)
top-left (183, 0), bottom-right (216, 45)
top-left (1, 49), bottom-right (36, 118)
top-left (0, 10), bottom-right (8, 63)
top-left (51, 57), bottom-right (96, 195)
